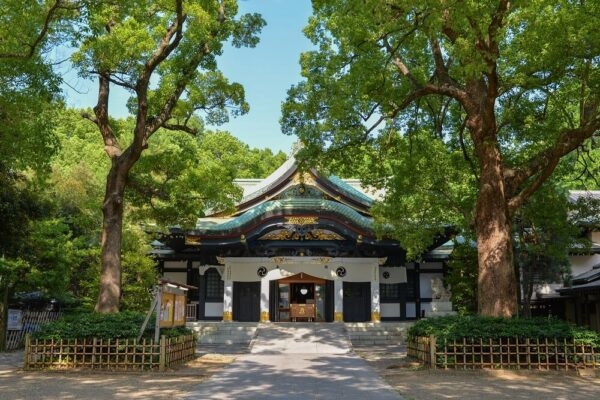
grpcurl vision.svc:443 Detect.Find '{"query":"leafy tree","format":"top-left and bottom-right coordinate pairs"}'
top-left (282, 0), bottom-right (600, 316)
top-left (513, 184), bottom-right (573, 318)
top-left (445, 236), bottom-right (478, 316)
top-left (68, 1), bottom-right (265, 312)
top-left (129, 129), bottom-right (287, 228)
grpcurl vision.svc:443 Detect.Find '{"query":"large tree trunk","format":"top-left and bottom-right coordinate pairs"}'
top-left (94, 159), bottom-right (130, 313)
top-left (474, 137), bottom-right (518, 317)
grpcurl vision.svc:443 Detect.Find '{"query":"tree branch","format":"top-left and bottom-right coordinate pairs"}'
top-left (506, 121), bottom-right (600, 212)
top-left (93, 72), bottom-right (122, 158)
top-left (0, 0), bottom-right (72, 59)
top-left (162, 123), bottom-right (199, 135)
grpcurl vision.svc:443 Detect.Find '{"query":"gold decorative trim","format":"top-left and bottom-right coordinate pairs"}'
top-left (310, 229), bottom-right (344, 240)
top-left (258, 228), bottom-right (344, 241)
top-left (371, 311), bottom-right (381, 323)
top-left (216, 256), bottom-right (225, 265)
top-left (334, 312), bottom-right (344, 322)
top-left (292, 171), bottom-right (317, 186)
top-left (272, 256), bottom-right (287, 265)
top-left (378, 257), bottom-right (388, 266)
top-left (222, 311), bottom-right (233, 322)
top-left (260, 311), bottom-right (270, 322)
top-left (285, 216), bottom-right (318, 226)
top-left (185, 235), bottom-right (201, 245)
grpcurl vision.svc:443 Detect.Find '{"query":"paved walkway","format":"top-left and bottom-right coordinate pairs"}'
top-left (183, 323), bottom-right (403, 400)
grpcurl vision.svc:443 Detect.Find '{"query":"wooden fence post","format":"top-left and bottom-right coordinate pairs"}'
top-left (429, 335), bottom-right (437, 368)
top-left (159, 335), bottom-right (166, 371)
top-left (24, 334), bottom-right (30, 371)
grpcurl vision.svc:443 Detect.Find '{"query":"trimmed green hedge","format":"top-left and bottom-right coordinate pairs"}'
top-left (31, 311), bottom-right (193, 340)
top-left (407, 315), bottom-right (600, 347)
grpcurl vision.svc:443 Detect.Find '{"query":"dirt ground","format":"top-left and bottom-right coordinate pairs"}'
top-left (356, 348), bottom-right (600, 400)
top-left (0, 353), bottom-right (235, 400)
top-left (3, 349), bottom-right (600, 399)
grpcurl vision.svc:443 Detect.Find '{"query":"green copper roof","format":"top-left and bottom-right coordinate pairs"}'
top-left (327, 175), bottom-right (374, 205)
top-left (193, 198), bottom-right (373, 235)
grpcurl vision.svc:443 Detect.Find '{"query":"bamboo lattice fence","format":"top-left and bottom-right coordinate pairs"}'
top-left (408, 335), bottom-right (600, 370)
top-left (6, 311), bottom-right (61, 350)
top-left (24, 334), bottom-right (196, 371)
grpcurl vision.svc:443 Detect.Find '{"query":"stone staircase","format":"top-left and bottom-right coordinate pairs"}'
top-left (187, 321), bottom-right (413, 353)
top-left (188, 322), bottom-right (258, 353)
top-left (345, 322), bottom-right (413, 347)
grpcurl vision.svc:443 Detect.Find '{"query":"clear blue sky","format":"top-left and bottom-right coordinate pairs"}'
top-left (61, 0), bottom-right (313, 154)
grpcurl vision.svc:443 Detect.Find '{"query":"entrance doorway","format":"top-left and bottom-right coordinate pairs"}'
top-left (233, 281), bottom-right (260, 322)
top-left (276, 273), bottom-right (327, 322)
top-left (343, 281), bottom-right (370, 322)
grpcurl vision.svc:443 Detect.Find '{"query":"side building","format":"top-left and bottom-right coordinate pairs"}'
top-left (153, 156), bottom-right (454, 323)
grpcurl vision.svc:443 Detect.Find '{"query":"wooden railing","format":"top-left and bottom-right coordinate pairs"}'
top-left (408, 335), bottom-right (600, 370)
top-left (24, 334), bottom-right (196, 371)
top-left (5, 310), bottom-right (62, 350)
top-left (186, 302), bottom-right (198, 321)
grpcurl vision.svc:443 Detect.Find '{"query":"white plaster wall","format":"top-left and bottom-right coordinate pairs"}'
top-left (164, 260), bottom-right (187, 269)
top-left (205, 303), bottom-right (223, 317)
top-left (163, 271), bottom-right (187, 285)
top-left (570, 254), bottom-right (600, 277)
top-left (406, 302), bottom-right (416, 318)
top-left (381, 303), bottom-right (400, 318)
top-left (225, 257), bottom-right (378, 282)
top-left (591, 231), bottom-right (600, 243)
top-left (379, 267), bottom-right (407, 283)
top-left (421, 302), bottom-right (433, 317)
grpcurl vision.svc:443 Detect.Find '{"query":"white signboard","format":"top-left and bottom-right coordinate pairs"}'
top-left (8, 309), bottom-right (23, 331)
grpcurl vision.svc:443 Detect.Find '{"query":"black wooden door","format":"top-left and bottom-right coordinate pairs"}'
top-left (343, 282), bottom-right (370, 322)
top-left (324, 280), bottom-right (334, 322)
top-left (234, 282), bottom-right (260, 322)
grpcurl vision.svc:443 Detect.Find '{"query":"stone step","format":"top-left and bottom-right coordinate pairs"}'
top-left (345, 322), bottom-right (413, 346)
top-left (188, 322), bottom-right (259, 346)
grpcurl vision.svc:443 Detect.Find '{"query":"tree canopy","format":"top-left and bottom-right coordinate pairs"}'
top-left (62, 0), bottom-right (266, 312)
top-left (282, 0), bottom-right (600, 316)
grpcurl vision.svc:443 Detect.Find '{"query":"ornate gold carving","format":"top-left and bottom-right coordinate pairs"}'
top-left (222, 311), bottom-right (233, 322)
top-left (291, 171), bottom-right (317, 186)
top-left (378, 257), bottom-right (388, 266)
top-left (272, 256), bottom-right (287, 265)
top-left (309, 229), bottom-right (344, 240)
top-left (318, 257), bottom-right (331, 264)
top-left (258, 228), bottom-right (344, 241)
top-left (185, 235), bottom-right (201, 245)
top-left (285, 216), bottom-right (318, 226)
top-left (371, 311), bottom-right (381, 323)
top-left (260, 311), bottom-right (270, 322)
top-left (216, 256), bottom-right (225, 265)
top-left (334, 312), bottom-right (344, 322)
top-left (259, 229), bottom-right (299, 241)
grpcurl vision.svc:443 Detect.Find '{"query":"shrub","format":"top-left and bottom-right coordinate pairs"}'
top-left (31, 311), bottom-right (193, 340)
top-left (407, 315), bottom-right (600, 348)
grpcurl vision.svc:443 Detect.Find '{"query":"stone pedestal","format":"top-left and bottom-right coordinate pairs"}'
top-left (428, 301), bottom-right (456, 317)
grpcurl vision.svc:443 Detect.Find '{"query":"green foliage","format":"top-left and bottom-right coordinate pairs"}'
top-left (407, 315), bottom-right (600, 347)
top-left (129, 129), bottom-right (287, 228)
top-left (32, 311), bottom-right (193, 340)
top-left (445, 238), bottom-right (478, 315)
top-left (283, 0), bottom-right (600, 316)
top-left (0, 0), bottom-right (74, 173)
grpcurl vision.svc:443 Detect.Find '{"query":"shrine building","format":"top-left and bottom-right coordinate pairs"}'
top-left (154, 155), bottom-right (454, 323)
